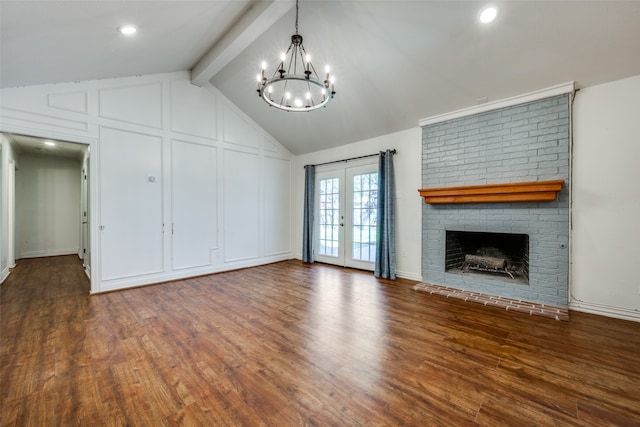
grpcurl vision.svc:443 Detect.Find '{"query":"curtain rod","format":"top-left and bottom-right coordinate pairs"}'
top-left (310, 149), bottom-right (396, 167)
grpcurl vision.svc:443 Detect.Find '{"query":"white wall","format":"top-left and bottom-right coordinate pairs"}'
top-left (292, 128), bottom-right (423, 280)
top-left (15, 154), bottom-right (81, 258)
top-left (0, 71), bottom-right (293, 293)
top-left (0, 134), bottom-right (16, 283)
top-left (571, 74), bottom-right (640, 321)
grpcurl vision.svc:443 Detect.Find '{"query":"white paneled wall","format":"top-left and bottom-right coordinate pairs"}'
top-left (99, 83), bottom-right (163, 129)
top-left (223, 149), bottom-right (260, 263)
top-left (0, 71), bottom-right (293, 293)
top-left (264, 156), bottom-right (291, 257)
top-left (223, 105), bottom-right (260, 149)
top-left (170, 80), bottom-right (217, 139)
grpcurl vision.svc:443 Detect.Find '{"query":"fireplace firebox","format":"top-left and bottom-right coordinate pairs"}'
top-left (445, 231), bottom-right (529, 284)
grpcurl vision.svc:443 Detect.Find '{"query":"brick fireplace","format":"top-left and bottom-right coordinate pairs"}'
top-left (420, 94), bottom-right (570, 307)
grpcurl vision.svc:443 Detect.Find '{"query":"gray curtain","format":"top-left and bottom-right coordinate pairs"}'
top-left (375, 150), bottom-right (396, 279)
top-left (302, 164), bottom-right (315, 263)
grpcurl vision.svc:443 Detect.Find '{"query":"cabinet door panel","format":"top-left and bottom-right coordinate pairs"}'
top-left (100, 127), bottom-right (163, 280)
top-left (172, 140), bottom-right (217, 270)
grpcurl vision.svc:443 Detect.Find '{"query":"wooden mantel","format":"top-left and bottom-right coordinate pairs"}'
top-left (418, 180), bottom-right (565, 204)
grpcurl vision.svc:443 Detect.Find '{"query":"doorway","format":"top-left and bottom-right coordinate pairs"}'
top-left (0, 138), bottom-right (17, 282)
top-left (315, 162), bottom-right (378, 271)
top-left (1, 132), bottom-right (94, 290)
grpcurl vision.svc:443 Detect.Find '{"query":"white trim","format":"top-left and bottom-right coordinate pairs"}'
top-left (395, 270), bottom-right (422, 282)
top-left (419, 81), bottom-right (575, 127)
top-left (19, 248), bottom-right (79, 259)
top-left (569, 301), bottom-right (640, 323)
top-left (96, 253), bottom-right (292, 293)
top-left (0, 267), bottom-right (9, 284)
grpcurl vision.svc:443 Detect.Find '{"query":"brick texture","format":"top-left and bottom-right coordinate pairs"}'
top-left (413, 283), bottom-right (570, 321)
top-left (421, 95), bottom-right (570, 307)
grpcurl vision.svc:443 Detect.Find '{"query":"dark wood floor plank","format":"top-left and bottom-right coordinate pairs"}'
top-left (475, 392), bottom-right (584, 427)
top-left (2, 255), bottom-right (640, 425)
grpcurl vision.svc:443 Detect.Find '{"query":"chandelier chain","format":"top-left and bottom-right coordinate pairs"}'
top-left (295, 0), bottom-right (299, 34)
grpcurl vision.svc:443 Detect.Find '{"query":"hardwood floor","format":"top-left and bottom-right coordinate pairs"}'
top-left (1, 255), bottom-right (639, 426)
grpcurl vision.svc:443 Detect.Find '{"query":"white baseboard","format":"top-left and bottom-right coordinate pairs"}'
top-left (396, 270), bottom-right (422, 282)
top-left (0, 267), bottom-right (9, 285)
top-left (95, 253), bottom-right (294, 293)
top-left (19, 248), bottom-right (79, 259)
top-left (569, 301), bottom-right (640, 323)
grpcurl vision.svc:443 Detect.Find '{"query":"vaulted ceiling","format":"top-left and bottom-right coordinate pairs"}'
top-left (2, 1), bottom-right (640, 154)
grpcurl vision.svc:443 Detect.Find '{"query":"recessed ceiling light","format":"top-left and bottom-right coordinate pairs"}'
top-left (44, 141), bottom-right (56, 146)
top-left (117, 25), bottom-right (137, 35)
top-left (479, 7), bottom-right (498, 24)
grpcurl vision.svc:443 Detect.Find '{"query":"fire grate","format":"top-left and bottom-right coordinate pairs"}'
top-left (463, 253), bottom-right (515, 279)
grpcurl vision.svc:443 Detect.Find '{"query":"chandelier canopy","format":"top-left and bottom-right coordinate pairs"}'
top-left (256, 0), bottom-right (335, 112)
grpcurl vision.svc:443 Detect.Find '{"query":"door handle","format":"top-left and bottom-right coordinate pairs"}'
top-left (82, 221), bottom-right (87, 224)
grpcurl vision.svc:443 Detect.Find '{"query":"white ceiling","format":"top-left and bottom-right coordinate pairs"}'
top-left (5, 133), bottom-right (87, 161)
top-left (2, 1), bottom-right (640, 155)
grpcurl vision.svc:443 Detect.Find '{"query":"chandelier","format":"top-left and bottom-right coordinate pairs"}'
top-left (256, 0), bottom-right (335, 112)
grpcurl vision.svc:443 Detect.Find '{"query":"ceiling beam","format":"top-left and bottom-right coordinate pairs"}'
top-left (191, 0), bottom-right (294, 86)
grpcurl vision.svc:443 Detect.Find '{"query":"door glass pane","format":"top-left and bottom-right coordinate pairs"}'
top-left (352, 172), bottom-right (378, 262)
top-left (319, 177), bottom-right (340, 257)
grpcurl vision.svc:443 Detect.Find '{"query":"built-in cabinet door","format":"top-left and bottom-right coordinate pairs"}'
top-left (171, 140), bottom-right (217, 270)
top-left (100, 127), bottom-right (164, 281)
top-left (315, 162), bottom-right (378, 271)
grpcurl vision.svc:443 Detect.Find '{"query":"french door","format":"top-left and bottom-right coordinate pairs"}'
top-left (315, 163), bottom-right (378, 270)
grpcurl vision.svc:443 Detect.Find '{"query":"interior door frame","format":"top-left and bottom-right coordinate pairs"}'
top-left (0, 125), bottom-right (99, 293)
top-left (7, 160), bottom-right (15, 268)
